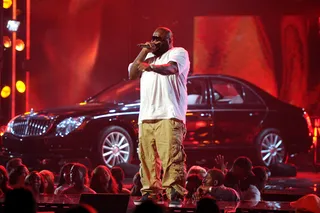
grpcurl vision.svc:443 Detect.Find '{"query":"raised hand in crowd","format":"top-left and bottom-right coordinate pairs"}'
top-left (214, 155), bottom-right (228, 174)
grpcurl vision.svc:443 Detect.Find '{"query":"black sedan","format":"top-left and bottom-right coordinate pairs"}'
top-left (1, 74), bottom-right (314, 168)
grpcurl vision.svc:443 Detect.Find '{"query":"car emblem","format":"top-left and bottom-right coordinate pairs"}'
top-left (30, 108), bottom-right (36, 116)
top-left (24, 108), bottom-right (35, 135)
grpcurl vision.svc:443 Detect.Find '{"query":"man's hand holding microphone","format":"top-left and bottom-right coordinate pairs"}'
top-left (136, 41), bottom-right (160, 72)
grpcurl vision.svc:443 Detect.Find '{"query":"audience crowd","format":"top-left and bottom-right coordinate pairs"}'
top-left (0, 155), bottom-right (319, 213)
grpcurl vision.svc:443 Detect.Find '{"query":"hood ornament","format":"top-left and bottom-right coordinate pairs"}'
top-left (29, 108), bottom-right (36, 116)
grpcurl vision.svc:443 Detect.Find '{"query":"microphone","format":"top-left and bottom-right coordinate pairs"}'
top-left (137, 43), bottom-right (152, 49)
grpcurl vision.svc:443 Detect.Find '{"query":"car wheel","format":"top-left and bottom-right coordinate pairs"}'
top-left (256, 128), bottom-right (287, 166)
top-left (97, 126), bottom-right (133, 168)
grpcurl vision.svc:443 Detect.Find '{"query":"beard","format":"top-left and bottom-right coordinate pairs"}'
top-left (153, 42), bottom-right (170, 57)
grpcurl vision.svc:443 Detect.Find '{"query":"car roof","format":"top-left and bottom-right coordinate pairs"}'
top-left (189, 73), bottom-right (265, 91)
top-left (188, 73), bottom-right (281, 105)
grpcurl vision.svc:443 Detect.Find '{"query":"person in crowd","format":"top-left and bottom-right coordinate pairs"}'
top-left (40, 170), bottom-right (55, 195)
top-left (252, 166), bottom-right (270, 192)
top-left (290, 194), bottom-right (320, 213)
top-left (187, 166), bottom-right (207, 179)
top-left (25, 171), bottom-right (42, 198)
top-left (6, 158), bottom-right (23, 174)
top-left (223, 156), bottom-right (260, 201)
top-left (0, 165), bottom-right (12, 197)
top-left (185, 174), bottom-right (203, 202)
top-left (238, 181), bottom-right (261, 201)
top-left (196, 197), bottom-right (220, 213)
top-left (55, 163), bottom-right (74, 195)
top-left (196, 169), bottom-right (239, 201)
top-left (4, 188), bottom-right (37, 213)
top-left (131, 172), bottom-right (143, 196)
top-left (9, 164), bottom-right (29, 188)
top-left (62, 163), bottom-right (96, 194)
top-left (90, 165), bottom-right (118, 193)
top-left (111, 166), bottom-right (130, 193)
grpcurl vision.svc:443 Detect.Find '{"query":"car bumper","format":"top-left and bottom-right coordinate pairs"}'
top-left (1, 130), bottom-right (96, 159)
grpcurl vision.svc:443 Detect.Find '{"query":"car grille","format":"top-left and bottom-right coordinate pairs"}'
top-left (11, 116), bottom-right (54, 137)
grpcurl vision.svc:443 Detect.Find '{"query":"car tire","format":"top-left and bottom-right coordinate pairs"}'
top-left (96, 126), bottom-right (134, 168)
top-left (255, 128), bottom-right (288, 167)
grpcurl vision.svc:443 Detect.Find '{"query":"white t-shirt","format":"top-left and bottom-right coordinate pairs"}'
top-left (128, 47), bottom-right (190, 124)
top-left (239, 185), bottom-right (261, 201)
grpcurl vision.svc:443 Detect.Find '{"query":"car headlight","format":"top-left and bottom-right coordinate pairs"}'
top-left (56, 116), bottom-right (86, 137)
top-left (5, 116), bottom-right (18, 134)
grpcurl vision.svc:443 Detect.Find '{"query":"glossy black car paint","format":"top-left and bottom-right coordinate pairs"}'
top-left (1, 74), bottom-right (313, 166)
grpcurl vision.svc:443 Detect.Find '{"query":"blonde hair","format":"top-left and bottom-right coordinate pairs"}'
top-left (187, 166), bottom-right (207, 178)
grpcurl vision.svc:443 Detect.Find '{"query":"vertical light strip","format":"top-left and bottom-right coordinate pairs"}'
top-left (26, 71), bottom-right (30, 111)
top-left (26, 0), bottom-right (31, 111)
top-left (26, 0), bottom-right (30, 60)
top-left (11, 0), bottom-right (17, 118)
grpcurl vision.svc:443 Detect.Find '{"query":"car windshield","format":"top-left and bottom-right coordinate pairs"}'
top-left (88, 80), bottom-right (141, 104)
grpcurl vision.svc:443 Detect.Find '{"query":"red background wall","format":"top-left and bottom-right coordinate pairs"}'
top-left (28, 0), bottom-right (320, 115)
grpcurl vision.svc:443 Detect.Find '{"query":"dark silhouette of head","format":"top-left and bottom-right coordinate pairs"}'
top-left (58, 163), bottom-right (74, 187)
top-left (90, 165), bottom-right (118, 193)
top-left (186, 174), bottom-right (203, 198)
top-left (232, 156), bottom-right (253, 180)
top-left (111, 166), bottom-right (125, 192)
top-left (9, 164), bottom-right (29, 187)
top-left (151, 27), bottom-right (173, 57)
top-left (4, 187), bottom-right (37, 213)
top-left (196, 197), bottom-right (220, 213)
top-left (131, 172), bottom-right (142, 196)
top-left (6, 158), bottom-right (23, 174)
top-left (70, 163), bottom-right (89, 187)
top-left (25, 171), bottom-right (42, 196)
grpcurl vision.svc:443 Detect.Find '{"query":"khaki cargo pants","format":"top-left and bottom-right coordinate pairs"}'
top-left (138, 119), bottom-right (187, 198)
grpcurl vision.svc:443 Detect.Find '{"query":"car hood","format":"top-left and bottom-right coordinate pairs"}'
top-left (31, 102), bottom-right (140, 119)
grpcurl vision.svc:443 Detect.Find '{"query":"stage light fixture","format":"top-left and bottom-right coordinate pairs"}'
top-left (3, 0), bottom-right (12, 9)
top-left (3, 36), bottom-right (12, 48)
top-left (1, 86), bottom-right (11, 98)
top-left (15, 39), bottom-right (25, 51)
top-left (7, 20), bottom-right (20, 32)
top-left (16, 80), bottom-right (26, 93)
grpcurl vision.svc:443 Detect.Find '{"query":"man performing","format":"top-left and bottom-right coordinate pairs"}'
top-left (128, 27), bottom-right (190, 207)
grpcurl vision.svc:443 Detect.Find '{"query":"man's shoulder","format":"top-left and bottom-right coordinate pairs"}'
top-left (170, 47), bottom-right (188, 54)
top-left (248, 185), bottom-right (260, 194)
top-left (222, 186), bottom-right (240, 200)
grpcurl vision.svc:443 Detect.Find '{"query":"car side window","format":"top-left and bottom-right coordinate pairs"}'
top-left (187, 78), bottom-right (206, 105)
top-left (243, 86), bottom-right (263, 104)
top-left (211, 80), bottom-right (244, 104)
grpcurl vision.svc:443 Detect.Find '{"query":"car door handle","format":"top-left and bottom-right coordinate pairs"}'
top-left (249, 112), bottom-right (260, 116)
top-left (201, 113), bottom-right (211, 117)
